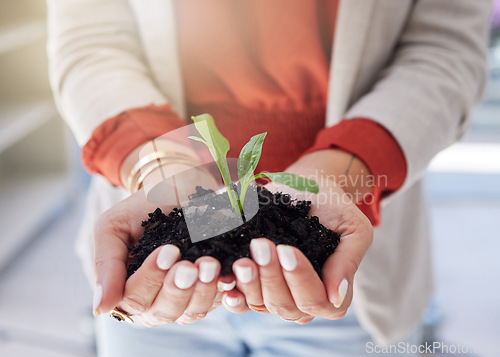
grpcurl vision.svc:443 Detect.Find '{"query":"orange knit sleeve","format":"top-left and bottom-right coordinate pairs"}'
top-left (303, 118), bottom-right (407, 226)
top-left (81, 104), bottom-right (187, 187)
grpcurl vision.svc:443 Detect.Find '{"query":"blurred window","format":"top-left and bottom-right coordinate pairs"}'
top-left (471, 0), bottom-right (500, 133)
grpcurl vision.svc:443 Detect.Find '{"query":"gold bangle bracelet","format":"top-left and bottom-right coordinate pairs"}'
top-left (127, 151), bottom-right (200, 193)
top-left (132, 157), bottom-right (200, 193)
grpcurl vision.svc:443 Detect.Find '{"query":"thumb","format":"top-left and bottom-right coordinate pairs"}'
top-left (93, 212), bottom-right (130, 316)
top-left (321, 221), bottom-right (373, 309)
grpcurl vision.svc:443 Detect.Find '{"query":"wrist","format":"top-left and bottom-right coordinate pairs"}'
top-left (289, 149), bottom-right (373, 203)
top-left (119, 139), bottom-right (200, 192)
top-left (140, 161), bottom-right (218, 205)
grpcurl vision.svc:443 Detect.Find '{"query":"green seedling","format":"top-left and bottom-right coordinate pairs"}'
top-left (189, 114), bottom-right (319, 215)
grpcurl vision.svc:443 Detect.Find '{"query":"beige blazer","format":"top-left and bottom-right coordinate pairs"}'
top-left (47, 0), bottom-right (491, 344)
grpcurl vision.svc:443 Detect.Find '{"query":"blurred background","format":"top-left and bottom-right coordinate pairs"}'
top-left (0, 1), bottom-right (499, 356)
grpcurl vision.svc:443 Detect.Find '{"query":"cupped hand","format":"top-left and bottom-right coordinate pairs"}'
top-left (115, 243), bottom-right (222, 327)
top-left (93, 175), bottom-right (224, 326)
top-left (221, 149), bottom-right (374, 323)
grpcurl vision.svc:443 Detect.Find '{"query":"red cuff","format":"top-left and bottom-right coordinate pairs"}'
top-left (82, 104), bottom-right (186, 186)
top-left (303, 118), bottom-right (407, 226)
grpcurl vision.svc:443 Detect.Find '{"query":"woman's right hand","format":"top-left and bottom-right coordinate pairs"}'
top-left (93, 134), bottom-right (228, 326)
top-left (93, 187), bottom-right (227, 326)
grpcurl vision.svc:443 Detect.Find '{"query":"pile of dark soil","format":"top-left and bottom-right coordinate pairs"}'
top-left (127, 186), bottom-right (340, 278)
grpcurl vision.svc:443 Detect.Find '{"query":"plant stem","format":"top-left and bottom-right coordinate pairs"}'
top-left (216, 158), bottom-right (241, 214)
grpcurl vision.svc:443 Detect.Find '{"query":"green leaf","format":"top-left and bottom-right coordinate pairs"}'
top-left (188, 136), bottom-right (207, 144)
top-left (190, 114), bottom-right (241, 214)
top-left (191, 114), bottom-right (229, 159)
top-left (237, 132), bottom-right (267, 182)
top-left (253, 172), bottom-right (319, 194)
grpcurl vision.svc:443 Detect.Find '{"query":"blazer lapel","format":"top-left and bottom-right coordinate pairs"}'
top-left (326, 0), bottom-right (377, 126)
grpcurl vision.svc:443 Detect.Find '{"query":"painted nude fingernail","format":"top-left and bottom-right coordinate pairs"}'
top-left (157, 245), bottom-right (180, 270)
top-left (174, 265), bottom-right (198, 289)
top-left (199, 261), bottom-right (218, 283)
top-left (225, 296), bottom-right (240, 307)
top-left (93, 285), bottom-right (103, 316)
top-left (234, 265), bottom-right (253, 284)
top-left (276, 245), bottom-right (297, 271)
top-left (250, 239), bottom-right (271, 266)
top-left (333, 279), bottom-right (349, 308)
top-left (217, 280), bottom-right (236, 291)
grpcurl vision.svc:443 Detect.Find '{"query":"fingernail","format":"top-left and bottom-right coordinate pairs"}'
top-left (225, 296), bottom-right (240, 307)
top-left (199, 261), bottom-right (218, 283)
top-left (174, 265), bottom-right (198, 289)
top-left (93, 285), bottom-right (103, 316)
top-left (333, 279), bottom-right (349, 308)
top-left (217, 280), bottom-right (236, 291)
top-left (276, 245), bottom-right (297, 271)
top-left (234, 265), bottom-right (252, 284)
top-left (157, 245), bottom-right (179, 270)
top-left (250, 239), bottom-right (271, 266)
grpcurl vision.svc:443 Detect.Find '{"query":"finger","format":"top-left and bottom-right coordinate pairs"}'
top-left (217, 274), bottom-right (236, 292)
top-left (221, 289), bottom-right (251, 314)
top-left (176, 257), bottom-right (220, 325)
top-left (93, 212), bottom-right (130, 315)
top-left (322, 225), bottom-right (373, 310)
top-left (232, 258), bottom-right (268, 313)
top-left (250, 238), bottom-right (309, 322)
top-left (92, 190), bottom-right (164, 316)
top-left (141, 261), bottom-right (198, 327)
top-left (276, 245), bottom-right (339, 321)
top-left (117, 244), bottom-right (180, 315)
top-left (209, 289), bottom-right (223, 311)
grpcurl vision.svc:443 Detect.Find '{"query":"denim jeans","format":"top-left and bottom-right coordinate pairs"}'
top-left (96, 304), bottom-right (423, 357)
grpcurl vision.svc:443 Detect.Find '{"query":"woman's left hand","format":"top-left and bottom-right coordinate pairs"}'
top-left (220, 149), bottom-right (374, 323)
